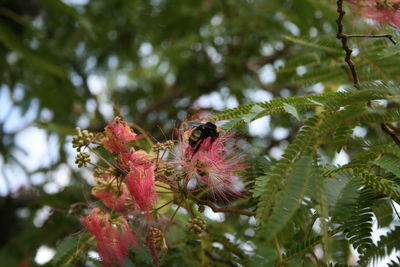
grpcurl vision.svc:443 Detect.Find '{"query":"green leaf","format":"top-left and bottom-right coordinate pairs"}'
top-left (256, 115), bottom-right (320, 224)
top-left (374, 155), bottom-right (400, 178)
top-left (283, 35), bottom-right (342, 54)
top-left (325, 170), bottom-right (360, 222)
top-left (51, 234), bottom-right (88, 266)
top-left (243, 105), bottom-right (264, 123)
top-left (283, 103), bottom-right (301, 121)
top-left (259, 154), bottom-right (313, 240)
top-left (358, 226), bottom-right (400, 266)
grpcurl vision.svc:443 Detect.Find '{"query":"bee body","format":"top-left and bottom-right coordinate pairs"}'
top-left (187, 122), bottom-right (219, 152)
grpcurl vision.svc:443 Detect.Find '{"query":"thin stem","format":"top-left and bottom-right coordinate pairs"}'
top-left (336, 0), bottom-right (360, 88)
top-left (336, 0), bottom-right (400, 147)
top-left (274, 237), bottom-right (283, 265)
top-left (90, 148), bottom-right (117, 170)
top-left (156, 183), bottom-right (177, 192)
top-left (381, 123), bottom-right (400, 146)
top-left (164, 199), bottom-right (183, 231)
top-left (188, 194), bottom-right (256, 216)
top-left (184, 200), bottom-right (195, 218)
top-left (347, 34), bottom-right (396, 44)
top-left (153, 200), bottom-right (174, 212)
top-left (131, 122), bottom-right (154, 147)
top-left (87, 161), bottom-right (108, 170)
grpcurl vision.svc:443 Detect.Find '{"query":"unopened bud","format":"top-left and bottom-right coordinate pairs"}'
top-left (186, 216), bottom-right (206, 234)
top-left (75, 152), bottom-right (91, 168)
top-left (72, 127), bottom-right (94, 152)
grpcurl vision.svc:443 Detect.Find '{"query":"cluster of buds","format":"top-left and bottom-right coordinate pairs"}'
top-left (155, 163), bottom-right (175, 177)
top-left (74, 116), bottom-right (247, 266)
top-left (75, 152), bottom-right (91, 168)
top-left (72, 127), bottom-right (94, 152)
top-left (186, 216), bottom-right (207, 234)
top-left (152, 140), bottom-right (174, 152)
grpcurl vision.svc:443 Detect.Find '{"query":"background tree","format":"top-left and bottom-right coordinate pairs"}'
top-left (0, 0), bottom-right (400, 266)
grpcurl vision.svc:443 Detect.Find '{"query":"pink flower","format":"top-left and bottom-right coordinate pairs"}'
top-left (346, 0), bottom-right (400, 28)
top-left (80, 209), bottom-right (136, 266)
top-left (126, 165), bottom-right (157, 213)
top-left (179, 132), bottom-right (246, 200)
top-left (119, 150), bottom-right (154, 171)
top-left (103, 117), bottom-right (139, 153)
top-left (92, 184), bottom-right (131, 212)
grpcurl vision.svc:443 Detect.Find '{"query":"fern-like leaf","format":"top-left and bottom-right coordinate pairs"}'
top-left (358, 226), bottom-right (400, 266)
top-left (343, 188), bottom-right (374, 254)
top-left (51, 234), bottom-right (89, 266)
top-left (256, 115), bottom-right (320, 224)
top-left (356, 169), bottom-right (400, 202)
top-left (212, 88), bottom-right (389, 123)
top-left (259, 154), bottom-right (313, 240)
top-left (283, 227), bottom-right (342, 261)
top-left (374, 154), bottom-right (400, 179)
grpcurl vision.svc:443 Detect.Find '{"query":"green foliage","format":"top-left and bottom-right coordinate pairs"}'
top-left (256, 115), bottom-right (320, 223)
top-left (259, 154), bottom-right (314, 240)
top-left (213, 87), bottom-right (390, 123)
top-left (358, 227), bottom-right (400, 266)
top-left (342, 188), bottom-right (374, 254)
top-left (356, 169), bottom-right (400, 203)
top-left (51, 234), bottom-right (89, 266)
top-left (2, 0), bottom-right (400, 266)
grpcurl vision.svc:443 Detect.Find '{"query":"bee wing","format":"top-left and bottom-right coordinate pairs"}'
top-left (183, 122), bottom-right (203, 129)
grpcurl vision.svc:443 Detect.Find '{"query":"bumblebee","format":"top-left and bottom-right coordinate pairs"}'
top-left (186, 122), bottom-right (219, 152)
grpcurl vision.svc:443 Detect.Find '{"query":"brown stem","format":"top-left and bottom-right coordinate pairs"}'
top-left (347, 34), bottom-right (396, 45)
top-left (336, 0), bottom-right (400, 147)
top-left (336, 0), bottom-right (360, 88)
top-left (189, 194), bottom-right (256, 216)
top-left (381, 123), bottom-right (400, 146)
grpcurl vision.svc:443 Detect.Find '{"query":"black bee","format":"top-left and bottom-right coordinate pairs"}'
top-left (187, 122), bottom-right (219, 153)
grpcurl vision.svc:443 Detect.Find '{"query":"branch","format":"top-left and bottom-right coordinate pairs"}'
top-left (347, 34), bottom-right (396, 45)
top-left (381, 123), bottom-right (400, 147)
top-left (189, 194), bottom-right (256, 216)
top-left (336, 0), bottom-right (400, 147)
top-left (336, 0), bottom-right (360, 88)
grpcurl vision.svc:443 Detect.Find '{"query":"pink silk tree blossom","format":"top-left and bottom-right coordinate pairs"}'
top-left (103, 116), bottom-right (139, 153)
top-left (346, 0), bottom-right (400, 28)
top-left (92, 183), bottom-right (131, 212)
top-left (126, 165), bottom-right (157, 214)
top-left (119, 150), bottom-right (154, 171)
top-left (80, 209), bottom-right (136, 266)
top-left (179, 132), bottom-right (247, 200)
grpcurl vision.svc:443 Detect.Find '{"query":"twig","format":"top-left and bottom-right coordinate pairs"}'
top-left (347, 34), bottom-right (397, 45)
top-left (274, 237), bottom-right (283, 266)
top-left (381, 123), bottom-right (400, 146)
top-left (336, 0), bottom-right (360, 88)
top-left (189, 194), bottom-right (256, 216)
top-left (336, 0), bottom-right (400, 147)
top-left (164, 199), bottom-right (183, 231)
top-left (152, 200), bottom-right (174, 213)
